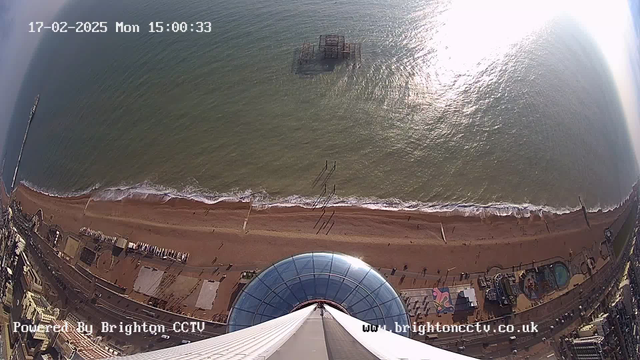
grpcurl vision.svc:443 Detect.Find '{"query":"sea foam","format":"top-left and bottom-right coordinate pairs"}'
top-left (19, 180), bottom-right (630, 218)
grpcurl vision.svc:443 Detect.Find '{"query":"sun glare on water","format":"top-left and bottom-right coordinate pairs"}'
top-left (430, 0), bottom-right (558, 83)
top-left (419, 0), bottom-right (640, 165)
top-left (552, 0), bottom-right (640, 168)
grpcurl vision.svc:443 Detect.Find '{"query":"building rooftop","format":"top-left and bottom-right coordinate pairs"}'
top-left (26, 267), bottom-right (42, 285)
top-left (578, 324), bottom-right (596, 337)
top-left (455, 288), bottom-right (478, 310)
top-left (51, 320), bottom-right (112, 359)
top-left (570, 335), bottom-right (604, 344)
top-left (31, 294), bottom-right (50, 310)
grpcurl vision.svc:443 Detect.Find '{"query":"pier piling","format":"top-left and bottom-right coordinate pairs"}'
top-left (320, 161), bottom-right (336, 188)
top-left (325, 211), bottom-right (335, 225)
top-left (312, 184), bottom-right (327, 209)
top-left (316, 222), bottom-right (326, 235)
top-left (578, 196), bottom-right (591, 228)
top-left (326, 221), bottom-right (335, 235)
top-left (312, 161), bottom-right (328, 188)
top-left (321, 185), bottom-right (336, 210)
top-left (314, 209), bottom-right (326, 229)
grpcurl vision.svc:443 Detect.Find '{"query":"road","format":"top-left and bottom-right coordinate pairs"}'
top-left (20, 216), bottom-right (225, 354)
top-left (429, 225), bottom-right (636, 358)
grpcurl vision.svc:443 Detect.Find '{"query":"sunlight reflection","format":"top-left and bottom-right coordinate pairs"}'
top-left (420, 0), bottom-right (560, 96)
top-left (404, 0), bottom-right (639, 167)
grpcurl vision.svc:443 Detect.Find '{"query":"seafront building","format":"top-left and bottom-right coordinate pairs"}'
top-left (18, 252), bottom-right (43, 294)
top-left (8, 291), bottom-right (60, 359)
top-left (47, 319), bottom-right (114, 359)
top-left (561, 232), bottom-right (640, 360)
top-left (19, 291), bottom-right (59, 351)
top-left (566, 336), bottom-right (606, 359)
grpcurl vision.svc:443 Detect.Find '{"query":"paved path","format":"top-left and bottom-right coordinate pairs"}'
top-left (23, 225), bottom-right (224, 355)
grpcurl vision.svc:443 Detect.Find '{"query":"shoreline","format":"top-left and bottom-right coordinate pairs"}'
top-left (17, 179), bottom-right (637, 219)
top-left (11, 182), bottom-right (635, 274)
top-left (9, 179), bottom-right (638, 327)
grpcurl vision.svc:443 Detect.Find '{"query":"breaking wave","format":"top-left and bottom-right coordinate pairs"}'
top-left (19, 180), bottom-right (632, 218)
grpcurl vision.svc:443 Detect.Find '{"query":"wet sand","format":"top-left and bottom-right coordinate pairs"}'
top-left (12, 184), bottom-right (631, 275)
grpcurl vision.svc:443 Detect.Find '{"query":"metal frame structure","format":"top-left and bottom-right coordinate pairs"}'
top-left (228, 252), bottom-right (410, 336)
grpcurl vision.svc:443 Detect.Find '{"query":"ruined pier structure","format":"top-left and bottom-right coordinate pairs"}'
top-left (298, 34), bottom-right (361, 64)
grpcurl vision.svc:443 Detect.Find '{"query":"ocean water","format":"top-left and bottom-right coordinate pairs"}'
top-left (2, 0), bottom-right (638, 214)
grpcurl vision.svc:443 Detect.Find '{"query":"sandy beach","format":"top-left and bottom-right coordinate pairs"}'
top-left (12, 184), bottom-right (631, 276)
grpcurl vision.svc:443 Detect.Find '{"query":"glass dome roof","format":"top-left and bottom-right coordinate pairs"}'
top-left (228, 252), bottom-right (410, 336)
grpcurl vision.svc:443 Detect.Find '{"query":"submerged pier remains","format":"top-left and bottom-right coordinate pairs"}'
top-left (294, 35), bottom-right (361, 75)
top-left (318, 35), bottom-right (361, 61)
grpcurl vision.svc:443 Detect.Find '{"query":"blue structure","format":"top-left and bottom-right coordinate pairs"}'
top-left (552, 261), bottom-right (570, 288)
top-left (228, 252), bottom-right (410, 336)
